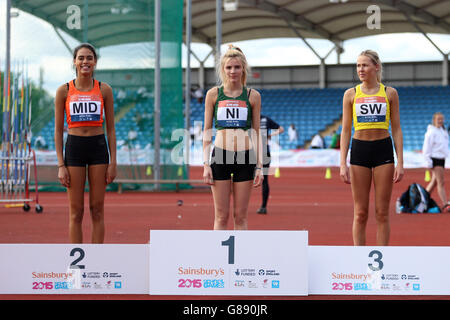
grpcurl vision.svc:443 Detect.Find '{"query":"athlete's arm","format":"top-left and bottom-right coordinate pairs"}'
top-left (249, 89), bottom-right (263, 187)
top-left (102, 82), bottom-right (117, 184)
top-left (202, 87), bottom-right (217, 185)
top-left (249, 89), bottom-right (262, 164)
top-left (339, 88), bottom-right (354, 184)
top-left (388, 87), bottom-right (404, 183)
top-left (54, 84), bottom-right (69, 187)
top-left (268, 117), bottom-right (284, 138)
top-left (422, 128), bottom-right (433, 168)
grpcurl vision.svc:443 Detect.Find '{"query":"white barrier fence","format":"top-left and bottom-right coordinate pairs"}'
top-left (1, 231), bottom-right (449, 295)
top-left (34, 148), bottom-right (436, 168)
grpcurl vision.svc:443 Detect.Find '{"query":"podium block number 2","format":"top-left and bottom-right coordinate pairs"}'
top-left (221, 236), bottom-right (235, 264)
top-left (69, 247), bottom-right (86, 269)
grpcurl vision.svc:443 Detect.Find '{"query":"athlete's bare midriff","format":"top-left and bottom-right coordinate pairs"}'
top-left (353, 128), bottom-right (390, 141)
top-left (68, 126), bottom-right (104, 137)
top-left (214, 128), bottom-right (254, 151)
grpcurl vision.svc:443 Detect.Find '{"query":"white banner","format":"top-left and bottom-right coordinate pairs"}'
top-left (34, 148), bottom-right (433, 168)
top-left (309, 246), bottom-right (450, 295)
top-left (149, 230), bottom-right (308, 296)
top-left (0, 244), bottom-right (149, 294)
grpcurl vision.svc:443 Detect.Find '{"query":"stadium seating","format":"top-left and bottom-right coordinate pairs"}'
top-left (396, 86), bottom-right (450, 151)
top-left (187, 87), bottom-right (344, 149)
top-left (32, 86), bottom-right (450, 152)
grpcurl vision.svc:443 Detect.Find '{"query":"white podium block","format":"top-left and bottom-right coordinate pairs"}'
top-left (149, 230), bottom-right (308, 295)
top-left (309, 246), bottom-right (450, 295)
top-left (0, 244), bottom-right (149, 294)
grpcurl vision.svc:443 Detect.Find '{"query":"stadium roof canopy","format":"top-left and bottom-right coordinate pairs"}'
top-left (190, 0), bottom-right (450, 47)
top-left (10, 0), bottom-right (450, 50)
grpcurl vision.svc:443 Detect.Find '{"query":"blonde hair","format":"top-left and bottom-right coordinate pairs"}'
top-left (217, 44), bottom-right (250, 87)
top-left (432, 112), bottom-right (445, 128)
top-left (359, 50), bottom-right (382, 83)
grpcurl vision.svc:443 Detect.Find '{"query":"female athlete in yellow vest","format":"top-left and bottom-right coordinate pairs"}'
top-left (54, 43), bottom-right (117, 243)
top-left (202, 45), bottom-right (263, 230)
top-left (340, 50), bottom-right (404, 246)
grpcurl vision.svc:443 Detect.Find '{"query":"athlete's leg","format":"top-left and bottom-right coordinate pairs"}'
top-left (67, 166), bottom-right (87, 243)
top-left (426, 169), bottom-right (437, 194)
top-left (87, 164), bottom-right (108, 243)
top-left (373, 163), bottom-right (395, 246)
top-left (350, 165), bottom-right (372, 246)
top-left (211, 180), bottom-right (232, 230)
top-left (257, 171), bottom-right (269, 213)
top-left (232, 180), bottom-right (254, 230)
top-left (433, 166), bottom-right (447, 207)
top-left (261, 173), bottom-right (269, 208)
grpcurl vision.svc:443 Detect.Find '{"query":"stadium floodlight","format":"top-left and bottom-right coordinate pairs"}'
top-left (224, 0), bottom-right (238, 11)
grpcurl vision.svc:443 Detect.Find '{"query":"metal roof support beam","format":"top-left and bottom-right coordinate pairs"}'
top-left (83, 0), bottom-right (88, 42)
top-left (403, 12), bottom-right (449, 86)
top-left (5, 0), bottom-right (11, 90)
top-left (188, 25), bottom-right (213, 45)
top-left (189, 49), bottom-right (214, 90)
top-left (52, 26), bottom-right (73, 55)
top-left (285, 19), bottom-right (328, 88)
top-left (216, 0), bottom-right (222, 67)
top-left (444, 54), bottom-right (449, 87)
top-left (241, 0), bottom-right (350, 87)
top-left (198, 60), bottom-right (206, 90)
top-left (285, 19), bottom-right (321, 60)
top-left (240, 0), bottom-right (344, 45)
top-left (154, 0), bottom-right (161, 189)
top-left (376, 0), bottom-right (450, 33)
top-left (185, 0), bottom-right (192, 172)
top-left (336, 41), bottom-right (344, 64)
top-left (319, 59), bottom-right (326, 89)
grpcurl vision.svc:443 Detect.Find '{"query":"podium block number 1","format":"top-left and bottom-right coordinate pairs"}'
top-left (221, 236), bottom-right (235, 264)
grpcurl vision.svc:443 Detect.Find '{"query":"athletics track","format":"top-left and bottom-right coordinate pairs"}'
top-left (1, 167), bottom-right (450, 301)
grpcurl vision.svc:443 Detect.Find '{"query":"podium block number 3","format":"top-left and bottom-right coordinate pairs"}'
top-left (221, 236), bottom-right (235, 264)
top-left (368, 250), bottom-right (383, 271)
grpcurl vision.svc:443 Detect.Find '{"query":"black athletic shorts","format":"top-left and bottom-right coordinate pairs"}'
top-left (64, 134), bottom-right (109, 167)
top-left (350, 137), bottom-right (394, 168)
top-left (431, 157), bottom-right (445, 168)
top-left (210, 147), bottom-right (256, 182)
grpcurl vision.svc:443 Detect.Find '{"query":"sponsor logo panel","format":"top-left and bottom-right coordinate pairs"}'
top-left (30, 270), bottom-right (124, 291)
top-left (329, 271), bottom-right (421, 293)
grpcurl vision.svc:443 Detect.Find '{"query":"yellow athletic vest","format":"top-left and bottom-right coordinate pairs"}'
top-left (352, 83), bottom-right (390, 131)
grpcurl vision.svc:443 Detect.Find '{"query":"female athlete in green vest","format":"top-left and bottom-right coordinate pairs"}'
top-left (202, 45), bottom-right (263, 230)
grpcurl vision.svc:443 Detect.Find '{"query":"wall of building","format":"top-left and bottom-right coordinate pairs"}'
top-left (184, 60), bottom-right (448, 89)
